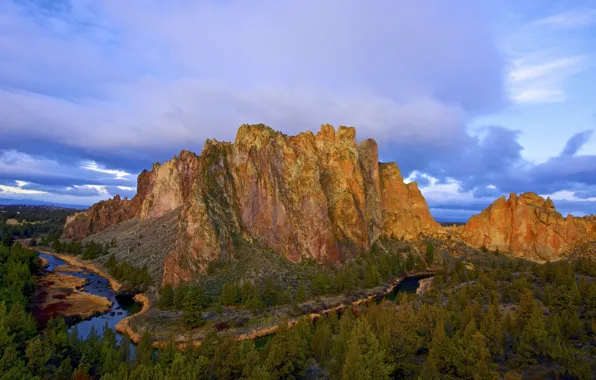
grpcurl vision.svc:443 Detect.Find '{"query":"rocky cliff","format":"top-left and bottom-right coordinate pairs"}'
top-left (461, 192), bottom-right (596, 261)
top-left (63, 124), bottom-right (440, 285)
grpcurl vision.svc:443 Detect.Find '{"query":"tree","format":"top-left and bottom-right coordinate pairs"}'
top-left (341, 318), bottom-right (392, 380)
top-left (219, 282), bottom-right (240, 306)
top-left (426, 243), bottom-right (435, 266)
top-left (265, 318), bottom-right (307, 379)
top-left (295, 282), bottom-right (307, 303)
top-left (158, 284), bottom-right (175, 308)
top-left (420, 319), bottom-right (453, 379)
top-left (518, 305), bottom-right (548, 361)
top-left (182, 291), bottom-right (205, 329)
top-left (25, 337), bottom-right (53, 376)
top-left (364, 264), bottom-right (380, 288)
top-left (2, 233), bottom-right (13, 248)
top-left (311, 319), bottom-right (332, 363)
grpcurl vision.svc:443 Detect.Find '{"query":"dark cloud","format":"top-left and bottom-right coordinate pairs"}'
top-left (561, 130), bottom-right (593, 156)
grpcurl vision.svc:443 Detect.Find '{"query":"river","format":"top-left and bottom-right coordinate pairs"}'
top-left (254, 273), bottom-right (433, 349)
top-left (37, 252), bottom-right (142, 342)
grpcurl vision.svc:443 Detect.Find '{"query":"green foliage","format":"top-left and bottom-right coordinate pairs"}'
top-left (0, 205), bottom-right (74, 241)
top-left (182, 290), bottom-right (206, 329)
top-left (426, 243), bottom-right (435, 265)
top-left (219, 282), bottom-right (241, 306)
top-left (342, 318), bottom-right (392, 380)
top-left (105, 254), bottom-right (152, 287)
top-left (3, 236), bottom-right (596, 379)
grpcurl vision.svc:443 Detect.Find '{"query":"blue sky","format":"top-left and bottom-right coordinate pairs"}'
top-left (0, 0), bottom-right (595, 221)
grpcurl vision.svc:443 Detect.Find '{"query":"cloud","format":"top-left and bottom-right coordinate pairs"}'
top-left (1, 1), bottom-right (595, 220)
top-left (561, 130), bottom-right (593, 156)
top-left (73, 185), bottom-right (109, 195)
top-left (0, 1), bottom-right (504, 156)
top-left (81, 161), bottom-right (131, 180)
top-left (0, 182), bottom-right (47, 195)
top-left (504, 8), bottom-right (595, 105)
top-left (532, 9), bottom-right (596, 29)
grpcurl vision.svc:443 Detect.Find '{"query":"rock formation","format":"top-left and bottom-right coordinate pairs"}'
top-left (461, 192), bottom-right (596, 261)
top-left (63, 124), bottom-right (440, 285)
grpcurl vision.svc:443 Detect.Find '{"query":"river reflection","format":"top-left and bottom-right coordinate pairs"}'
top-left (38, 252), bottom-right (141, 343)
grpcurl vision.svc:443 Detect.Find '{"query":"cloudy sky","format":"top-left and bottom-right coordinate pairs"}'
top-left (1, 0), bottom-right (595, 221)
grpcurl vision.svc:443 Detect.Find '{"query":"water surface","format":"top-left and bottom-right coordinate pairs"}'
top-left (38, 252), bottom-right (141, 342)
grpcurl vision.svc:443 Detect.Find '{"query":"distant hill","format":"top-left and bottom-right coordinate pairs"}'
top-left (0, 198), bottom-right (88, 210)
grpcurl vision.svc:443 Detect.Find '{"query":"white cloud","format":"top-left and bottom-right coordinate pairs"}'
top-left (117, 186), bottom-right (135, 191)
top-left (15, 180), bottom-right (29, 187)
top-left (532, 9), bottom-right (596, 29)
top-left (508, 54), bottom-right (587, 104)
top-left (542, 190), bottom-right (596, 202)
top-left (81, 161), bottom-right (131, 180)
top-left (503, 8), bottom-right (594, 105)
top-left (509, 56), bottom-right (585, 82)
top-left (0, 184), bottom-right (47, 195)
top-left (0, 1), bottom-right (503, 155)
top-left (73, 184), bottom-right (109, 195)
top-left (511, 89), bottom-right (565, 104)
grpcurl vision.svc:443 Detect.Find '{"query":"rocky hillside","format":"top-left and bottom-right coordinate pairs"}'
top-left (460, 192), bottom-right (596, 261)
top-left (63, 124), bottom-right (440, 285)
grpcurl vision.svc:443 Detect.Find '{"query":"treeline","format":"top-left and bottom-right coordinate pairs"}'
top-left (3, 237), bottom-right (596, 378)
top-left (0, 205), bottom-right (74, 241)
top-left (43, 237), bottom-right (114, 260)
top-left (158, 243), bottom-right (430, 320)
top-left (105, 254), bottom-right (151, 288)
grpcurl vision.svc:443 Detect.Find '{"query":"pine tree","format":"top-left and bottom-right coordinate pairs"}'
top-left (312, 319), bottom-right (333, 363)
top-left (518, 305), bottom-right (548, 361)
top-left (341, 318), bottom-right (392, 380)
top-left (295, 282), bottom-right (307, 303)
top-left (220, 282), bottom-right (240, 306)
top-left (364, 264), bottom-right (380, 288)
top-left (265, 317), bottom-right (307, 379)
top-left (182, 290), bottom-right (205, 329)
top-left (426, 243), bottom-right (435, 266)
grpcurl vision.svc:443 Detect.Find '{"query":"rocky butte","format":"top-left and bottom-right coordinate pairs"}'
top-left (460, 192), bottom-right (596, 261)
top-left (63, 124), bottom-right (440, 285)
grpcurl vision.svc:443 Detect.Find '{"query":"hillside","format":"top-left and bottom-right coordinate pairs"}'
top-left (62, 124), bottom-right (440, 285)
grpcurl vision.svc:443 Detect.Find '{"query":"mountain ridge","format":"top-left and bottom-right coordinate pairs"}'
top-left (63, 124), bottom-right (439, 285)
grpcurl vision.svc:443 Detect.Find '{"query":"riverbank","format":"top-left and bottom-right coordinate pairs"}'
top-left (36, 249), bottom-right (122, 291)
top-left (35, 249), bottom-right (151, 339)
top-left (33, 268), bottom-right (113, 326)
top-left (114, 293), bottom-right (151, 344)
top-left (129, 270), bottom-right (436, 349)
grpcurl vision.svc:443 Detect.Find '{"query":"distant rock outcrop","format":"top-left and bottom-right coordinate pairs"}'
top-left (62, 124), bottom-right (440, 285)
top-left (461, 192), bottom-right (596, 261)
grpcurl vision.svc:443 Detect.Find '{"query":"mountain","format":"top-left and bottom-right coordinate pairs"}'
top-left (62, 124), bottom-right (440, 285)
top-left (0, 198), bottom-right (87, 209)
top-left (460, 192), bottom-right (596, 261)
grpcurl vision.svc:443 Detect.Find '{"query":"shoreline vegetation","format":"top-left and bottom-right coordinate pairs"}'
top-left (36, 248), bottom-right (435, 349)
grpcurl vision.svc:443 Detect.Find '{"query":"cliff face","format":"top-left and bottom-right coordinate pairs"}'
top-left (461, 192), bottom-right (596, 261)
top-left (63, 124), bottom-right (441, 285)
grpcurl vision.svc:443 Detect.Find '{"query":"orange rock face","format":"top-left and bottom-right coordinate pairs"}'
top-left (62, 124), bottom-right (441, 285)
top-left (461, 192), bottom-right (596, 260)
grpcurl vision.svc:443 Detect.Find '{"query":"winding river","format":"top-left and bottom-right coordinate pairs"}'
top-left (37, 252), bottom-right (142, 342)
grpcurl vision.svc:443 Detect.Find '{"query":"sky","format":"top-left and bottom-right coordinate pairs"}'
top-left (1, 0), bottom-right (596, 221)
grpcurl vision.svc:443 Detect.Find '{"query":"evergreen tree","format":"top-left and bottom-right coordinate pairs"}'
top-left (182, 291), bottom-right (205, 329)
top-left (518, 305), bottom-right (548, 361)
top-left (341, 318), bottom-right (392, 380)
top-left (2, 233), bottom-right (14, 248)
top-left (426, 243), bottom-right (435, 266)
top-left (265, 318), bottom-right (307, 379)
top-left (295, 282), bottom-right (307, 303)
